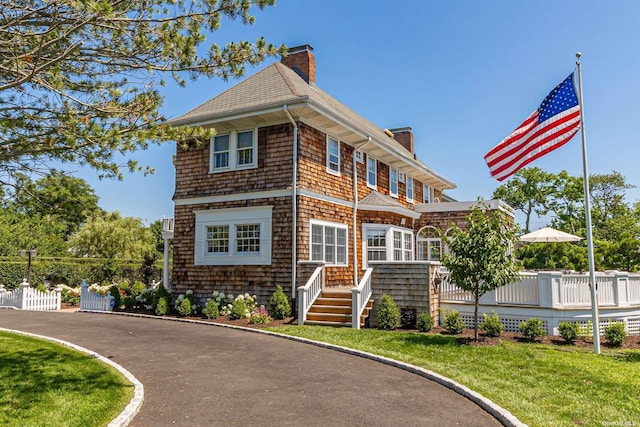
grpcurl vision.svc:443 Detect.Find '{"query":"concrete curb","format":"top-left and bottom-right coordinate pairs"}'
top-left (79, 310), bottom-right (527, 427)
top-left (0, 326), bottom-right (144, 427)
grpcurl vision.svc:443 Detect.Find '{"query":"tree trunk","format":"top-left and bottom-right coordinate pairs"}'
top-left (474, 296), bottom-right (479, 341)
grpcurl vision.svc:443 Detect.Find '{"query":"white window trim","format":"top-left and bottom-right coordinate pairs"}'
top-left (354, 150), bottom-right (364, 163)
top-left (310, 219), bottom-right (348, 266)
top-left (417, 226), bottom-right (442, 261)
top-left (361, 223), bottom-right (414, 268)
top-left (194, 206), bottom-right (272, 265)
top-left (209, 129), bottom-right (258, 173)
top-left (389, 168), bottom-right (398, 198)
top-left (406, 176), bottom-right (414, 204)
top-left (423, 184), bottom-right (432, 203)
top-left (367, 155), bottom-right (377, 189)
top-left (326, 136), bottom-right (341, 176)
top-left (399, 172), bottom-right (405, 183)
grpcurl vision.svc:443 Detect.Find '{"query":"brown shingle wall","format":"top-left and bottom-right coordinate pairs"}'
top-left (172, 196), bottom-right (294, 306)
top-left (369, 262), bottom-right (440, 327)
top-left (173, 124), bottom-right (294, 200)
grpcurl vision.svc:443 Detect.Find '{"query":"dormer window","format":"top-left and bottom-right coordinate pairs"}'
top-left (210, 129), bottom-right (257, 173)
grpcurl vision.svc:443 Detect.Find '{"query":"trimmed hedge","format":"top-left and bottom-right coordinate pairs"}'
top-left (0, 257), bottom-right (161, 289)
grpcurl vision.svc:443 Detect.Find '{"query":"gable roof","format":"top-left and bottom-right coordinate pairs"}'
top-left (169, 62), bottom-right (456, 190)
top-left (359, 191), bottom-right (421, 219)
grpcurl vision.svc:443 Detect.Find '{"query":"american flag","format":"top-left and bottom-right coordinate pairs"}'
top-left (484, 73), bottom-right (581, 181)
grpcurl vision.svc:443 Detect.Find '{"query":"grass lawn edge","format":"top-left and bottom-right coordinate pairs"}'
top-left (0, 327), bottom-right (144, 427)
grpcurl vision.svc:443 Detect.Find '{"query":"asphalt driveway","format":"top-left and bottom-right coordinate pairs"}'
top-left (0, 310), bottom-right (505, 426)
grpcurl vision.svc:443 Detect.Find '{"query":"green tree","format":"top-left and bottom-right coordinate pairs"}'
top-left (67, 211), bottom-right (155, 259)
top-left (492, 167), bottom-right (556, 232)
top-left (8, 172), bottom-right (102, 237)
top-left (443, 203), bottom-right (521, 341)
top-left (0, 209), bottom-right (67, 256)
top-left (1, 1), bottom-right (285, 187)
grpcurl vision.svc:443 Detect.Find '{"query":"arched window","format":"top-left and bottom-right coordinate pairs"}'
top-left (416, 226), bottom-right (442, 261)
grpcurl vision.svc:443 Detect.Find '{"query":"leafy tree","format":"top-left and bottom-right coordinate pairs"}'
top-left (8, 172), bottom-right (102, 237)
top-left (67, 211), bottom-right (155, 259)
top-left (443, 203), bottom-right (520, 340)
top-left (0, 1), bottom-right (285, 188)
top-left (492, 167), bottom-right (556, 232)
top-left (0, 209), bottom-right (68, 256)
top-left (516, 242), bottom-right (588, 271)
top-left (548, 170), bottom-right (584, 235)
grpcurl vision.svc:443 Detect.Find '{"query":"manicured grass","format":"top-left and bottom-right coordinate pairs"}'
top-left (267, 326), bottom-right (640, 427)
top-left (0, 332), bottom-right (133, 427)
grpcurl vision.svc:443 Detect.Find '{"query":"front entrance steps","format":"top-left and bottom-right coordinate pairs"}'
top-left (305, 288), bottom-right (373, 327)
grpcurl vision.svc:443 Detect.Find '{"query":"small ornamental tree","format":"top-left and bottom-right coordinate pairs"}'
top-left (442, 203), bottom-right (521, 341)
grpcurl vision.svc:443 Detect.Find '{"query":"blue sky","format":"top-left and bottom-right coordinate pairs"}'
top-left (77, 1), bottom-right (640, 229)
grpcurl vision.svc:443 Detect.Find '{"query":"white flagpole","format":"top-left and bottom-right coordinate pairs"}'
top-left (575, 52), bottom-right (601, 354)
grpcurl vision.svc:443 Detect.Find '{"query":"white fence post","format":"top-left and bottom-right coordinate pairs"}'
top-left (19, 279), bottom-right (29, 309)
top-left (537, 272), bottom-right (563, 308)
top-left (55, 287), bottom-right (62, 310)
top-left (80, 280), bottom-right (89, 310)
top-left (613, 272), bottom-right (630, 307)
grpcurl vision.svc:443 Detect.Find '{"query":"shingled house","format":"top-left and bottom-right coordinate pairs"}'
top-left (168, 45), bottom-right (510, 324)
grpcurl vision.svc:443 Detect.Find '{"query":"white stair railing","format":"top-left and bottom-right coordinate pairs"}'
top-left (297, 265), bottom-right (324, 325)
top-left (352, 267), bottom-right (373, 329)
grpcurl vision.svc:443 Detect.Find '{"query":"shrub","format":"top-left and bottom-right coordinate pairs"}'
top-left (416, 312), bottom-right (433, 332)
top-left (519, 318), bottom-right (546, 341)
top-left (61, 286), bottom-right (80, 306)
top-left (173, 290), bottom-right (198, 315)
top-left (203, 299), bottom-right (219, 319)
top-left (178, 298), bottom-right (192, 317)
top-left (152, 284), bottom-right (170, 311)
top-left (230, 297), bottom-right (249, 320)
top-left (109, 285), bottom-right (121, 309)
top-left (269, 285), bottom-right (291, 320)
top-left (136, 287), bottom-right (155, 309)
top-left (558, 322), bottom-right (581, 343)
top-left (604, 321), bottom-right (627, 347)
top-left (249, 306), bottom-right (272, 324)
top-left (155, 297), bottom-right (169, 316)
top-left (122, 295), bottom-right (135, 309)
top-left (377, 294), bottom-right (401, 331)
top-left (480, 311), bottom-right (503, 337)
top-left (441, 308), bottom-right (465, 334)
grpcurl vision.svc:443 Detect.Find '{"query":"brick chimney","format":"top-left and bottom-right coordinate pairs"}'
top-left (389, 127), bottom-right (414, 154)
top-left (281, 44), bottom-right (316, 85)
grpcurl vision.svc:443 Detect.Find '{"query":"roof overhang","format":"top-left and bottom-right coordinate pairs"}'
top-left (167, 98), bottom-right (457, 191)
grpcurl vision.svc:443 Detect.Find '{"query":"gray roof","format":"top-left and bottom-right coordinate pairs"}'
top-left (169, 61), bottom-right (456, 190)
top-left (359, 191), bottom-right (421, 219)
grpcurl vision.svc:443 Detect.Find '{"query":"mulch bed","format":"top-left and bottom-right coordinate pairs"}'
top-left (63, 303), bottom-right (640, 349)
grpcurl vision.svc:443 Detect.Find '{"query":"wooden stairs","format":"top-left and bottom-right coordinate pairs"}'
top-left (304, 288), bottom-right (373, 328)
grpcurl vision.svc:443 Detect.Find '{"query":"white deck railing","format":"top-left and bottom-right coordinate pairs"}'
top-left (441, 270), bottom-right (640, 309)
top-left (352, 268), bottom-right (373, 329)
top-left (79, 280), bottom-right (114, 311)
top-left (0, 280), bottom-right (61, 310)
top-left (297, 265), bottom-right (324, 325)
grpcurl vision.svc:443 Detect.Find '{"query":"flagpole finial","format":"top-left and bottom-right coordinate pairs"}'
top-left (576, 52), bottom-right (582, 58)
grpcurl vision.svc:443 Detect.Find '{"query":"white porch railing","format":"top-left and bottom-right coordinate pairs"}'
top-left (297, 265), bottom-right (324, 325)
top-left (79, 280), bottom-right (114, 311)
top-left (441, 270), bottom-right (640, 309)
top-left (352, 268), bottom-right (373, 329)
top-left (0, 280), bottom-right (61, 310)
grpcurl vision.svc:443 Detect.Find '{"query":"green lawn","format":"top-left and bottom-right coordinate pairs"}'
top-left (267, 326), bottom-right (640, 427)
top-left (0, 332), bottom-right (133, 427)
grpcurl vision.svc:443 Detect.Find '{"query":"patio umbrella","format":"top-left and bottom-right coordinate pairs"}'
top-left (519, 227), bottom-right (582, 243)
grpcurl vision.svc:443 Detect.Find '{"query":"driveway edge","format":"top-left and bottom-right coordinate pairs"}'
top-left (0, 326), bottom-right (144, 427)
top-left (80, 310), bottom-right (526, 427)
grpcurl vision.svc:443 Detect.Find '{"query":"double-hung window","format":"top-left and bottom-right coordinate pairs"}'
top-left (406, 176), bottom-right (414, 203)
top-left (326, 137), bottom-right (340, 175)
top-left (195, 206), bottom-right (272, 265)
top-left (389, 168), bottom-right (398, 198)
top-left (310, 220), bottom-right (347, 265)
top-left (367, 156), bottom-right (377, 189)
top-left (423, 184), bottom-right (431, 203)
top-left (210, 129), bottom-right (257, 172)
top-left (363, 224), bottom-right (413, 266)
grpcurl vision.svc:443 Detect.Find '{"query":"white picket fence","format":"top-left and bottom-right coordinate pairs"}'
top-left (0, 279), bottom-right (61, 310)
top-left (79, 280), bottom-right (114, 311)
